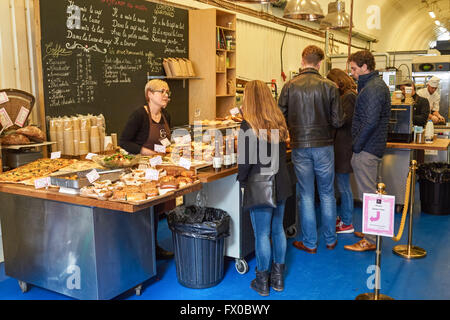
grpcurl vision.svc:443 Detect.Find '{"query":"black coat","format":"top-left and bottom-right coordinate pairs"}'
top-left (278, 68), bottom-right (344, 148)
top-left (237, 120), bottom-right (292, 202)
top-left (119, 106), bottom-right (171, 155)
top-left (352, 71), bottom-right (391, 159)
top-left (412, 93), bottom-right (430, 127)
top-left (334, 90), bottom-right (356, 174)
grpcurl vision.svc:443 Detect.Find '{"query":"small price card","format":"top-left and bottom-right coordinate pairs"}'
top-left (230, 107), bottom-right (240, 116)
top-left (149, 155), bottom-right (162, 167)
top-left (0, 107), bottom-right (13, 129)
top-left (50, 151), bottom-right (61, 159)
top-left (145, 168), bottom-right (159, 181)
top-left (85, 153), bottom-right (97, 160)
top-left (160, 138), bottom-right (171, 147)
top-left (362, 193), bottom-right (395, 237)
top-left (179, 157), bottom-right (191, 170)
top-left (181, 134), bottom-right (191, 144)
top-left (14, 106), bottom-right (30, 127)
top-left (86, 169), bottom-right (100, 184)
top-left (35, 177), bottom-right (50, 189)
top-left (0, 92), bottom-right (9, 104)
top-left (154, 144), bottom-right (166, 153)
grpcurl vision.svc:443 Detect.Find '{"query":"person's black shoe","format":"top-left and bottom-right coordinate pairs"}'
top-left (155, 246), bottom-right (174, 260)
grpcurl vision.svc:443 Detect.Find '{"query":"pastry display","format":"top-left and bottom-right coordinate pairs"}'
top-left (79, 166), bottom-right (198, 204)
top-left (0, 158), bottom-right (76, 183)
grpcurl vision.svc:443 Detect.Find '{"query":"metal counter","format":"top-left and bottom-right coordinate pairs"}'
top-left (0, 193), bottom-right (156, 300)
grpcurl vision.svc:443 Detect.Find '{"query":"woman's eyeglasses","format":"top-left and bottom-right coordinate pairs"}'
top-left (152, 89), bottom-right (171, 97)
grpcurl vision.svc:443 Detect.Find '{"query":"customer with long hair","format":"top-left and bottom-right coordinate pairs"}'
top-left (237, 80), bottom-right (292, 296)
top-left (327, 68), bottom-right (357, 234)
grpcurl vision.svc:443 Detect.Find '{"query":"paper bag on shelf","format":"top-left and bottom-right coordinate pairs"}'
top-left (90, 125), bottom-right (100, 153)
top-left (185, 59), bottom-right (195, 77)
top-left (168, 58), bottom-right (182, 77)
top-left (178, 58), bottom-right (189, 77)
top-left (55, 118), bottom-right (64, 153)
top-left (163, 58), bottom-right (173, 77)
top-left (49, 118), bottom-right (58, 152)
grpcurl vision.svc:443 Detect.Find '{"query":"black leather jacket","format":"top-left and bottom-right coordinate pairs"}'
top-left (278, 68), bottom-right (344, 148)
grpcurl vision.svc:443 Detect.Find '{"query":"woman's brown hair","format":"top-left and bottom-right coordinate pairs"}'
top-left (327, 68), bottom-right (357, 95)
top-left (241, 80), bottom-right (289, 143)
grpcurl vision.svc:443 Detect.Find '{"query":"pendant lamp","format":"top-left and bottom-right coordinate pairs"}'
top-left (319, 1), bottom-right (352, 30)
top-left (283, 0), bottom-right (324, 21)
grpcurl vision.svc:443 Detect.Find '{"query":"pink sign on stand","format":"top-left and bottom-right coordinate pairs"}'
top-left (362, 193), bottom-right (395, 237)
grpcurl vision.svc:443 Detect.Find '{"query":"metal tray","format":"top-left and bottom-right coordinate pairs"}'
top-left (50, 168), bottom-right (124, 189)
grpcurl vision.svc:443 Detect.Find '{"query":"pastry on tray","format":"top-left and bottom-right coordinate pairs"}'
top-left (1, 133), bottom-right (31, 145)
top-left (126, 192), bottom-right (147, 202)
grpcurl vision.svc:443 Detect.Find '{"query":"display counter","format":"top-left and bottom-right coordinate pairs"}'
top-left (0, 181), bottom-right (201, 300)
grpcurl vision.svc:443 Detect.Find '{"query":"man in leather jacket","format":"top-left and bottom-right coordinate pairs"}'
top-left (278, 45), bottom-right (344, 253)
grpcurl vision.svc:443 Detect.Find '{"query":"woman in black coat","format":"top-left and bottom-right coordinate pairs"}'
top-left (237, 80), bottom-right (292, 296)
top-left (327, 69), bottom-right (357, 234)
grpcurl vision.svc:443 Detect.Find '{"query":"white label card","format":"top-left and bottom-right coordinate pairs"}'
top-left (149, 155), bottom-right (162, 167)
top-left (86, 169), bottom-right (100, 183)
top-left (14, 106), bottom-right (30, 127)
top-left (160, 138), bottom-right (171, 147)
top-left (154, 144), bottom-right (166, 153)
top-left (0, 92), bottom-right (8, 104)
top-left (179, 157), bottom-right (191, 170)
top-left (230, 107), bottom-right (240, 116)
top-left (35, 177), bottom-right (50, 189)
top-left (50, 151), bottom-right (61, 159)
top-left (181, 134), bottom-right (191, 144)
top-left (0, 107), bottom-right (13, 129)
top-left (145, 168), bottom-right (159, 181)
top-left (85, 153), bottom-right (97, 160)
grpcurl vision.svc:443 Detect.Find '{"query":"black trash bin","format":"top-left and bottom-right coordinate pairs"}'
top-left (167, 205), bottom-right (230, 288)
top-left (417, 162), bottom-right (450, 215)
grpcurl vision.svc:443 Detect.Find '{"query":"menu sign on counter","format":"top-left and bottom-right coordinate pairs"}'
top-left (38, 0), bottom-right (189, 134)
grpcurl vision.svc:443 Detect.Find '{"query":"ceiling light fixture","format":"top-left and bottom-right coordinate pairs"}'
top-left (319, 0), bottom-right (352, 30)
top-left (283, 0), bottom-right (324, 21)
top-left (428, 11), bottom-right (436, 18)
top-left (435, 20), bottom-right (441, 26)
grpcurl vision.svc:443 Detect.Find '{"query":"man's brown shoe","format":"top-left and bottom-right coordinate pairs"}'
top-left (354, 231), bottom-right (364, 239)
top-left (293, 241), bottom-right (317, 254)
top-left (344, 239), bottom-right (376, 252)
top-left (326, 240), bottom-right (338, 250)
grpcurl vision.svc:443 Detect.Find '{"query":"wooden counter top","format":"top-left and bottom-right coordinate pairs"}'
top-left (197, 165), bottom-right (238, 183)
top-left (0, 182), bottom-right (202, 213)
top-left (387, 138), bottom-right (450, 151)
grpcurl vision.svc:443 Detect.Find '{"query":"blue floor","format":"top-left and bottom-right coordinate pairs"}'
top-left (1, 202), bottom-right (449, 300)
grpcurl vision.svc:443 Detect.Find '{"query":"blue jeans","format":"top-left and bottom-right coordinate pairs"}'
top-left (292, 146), bottom-right (337, 249)
top-left (336, 173), bottom-right (354, 226)
top-left (249, 201), bottom-right (286, 272)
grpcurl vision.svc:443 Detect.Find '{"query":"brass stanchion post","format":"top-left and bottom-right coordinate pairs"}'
top-left (392, 160), bottom-right (427, 259)
top-left (356, 183), bottom-right (394, 300)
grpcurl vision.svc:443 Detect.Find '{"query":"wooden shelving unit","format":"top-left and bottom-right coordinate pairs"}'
top-left (189, 8), bottom-right (236, 123)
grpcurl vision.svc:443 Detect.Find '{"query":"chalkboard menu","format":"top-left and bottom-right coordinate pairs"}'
top-left (38, 0), bottom-right (189, 135)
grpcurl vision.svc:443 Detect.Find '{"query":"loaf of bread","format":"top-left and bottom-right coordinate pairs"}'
top-left (126, 192), bottom-right (147, 202)
top-left (1, 133), bottom-right (31, 145)
top-left (16, 126), bottom-right (46, 142)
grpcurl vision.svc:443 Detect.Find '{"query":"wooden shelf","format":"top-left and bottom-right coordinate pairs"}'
top-left (216, 94), bottom-right (235, 97)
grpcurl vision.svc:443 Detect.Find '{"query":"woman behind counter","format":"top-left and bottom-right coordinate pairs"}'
top-left (326, 68), bottom-right (357, 234)
top-left (119, 79), bottom-right (174, 260)
top-left (238, 80), bottom-right (292, 296)
top-left (120, 79), bottom-right (172, 156)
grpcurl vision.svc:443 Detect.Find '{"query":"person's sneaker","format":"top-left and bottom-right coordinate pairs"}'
top-left (336, 223), bottom-right (355, 233)
top-left (336, 216), bottom-right (342, 227)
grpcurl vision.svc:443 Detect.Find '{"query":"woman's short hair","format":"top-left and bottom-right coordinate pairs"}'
top-left (144, 79), bottom-right (169, 102)
top-left (348, 50), bottom-right (376, 71)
